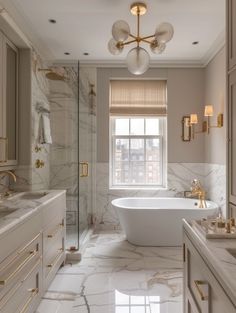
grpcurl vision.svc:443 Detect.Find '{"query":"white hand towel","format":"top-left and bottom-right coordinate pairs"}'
top-left (38, 113), bottom-right (52, 144)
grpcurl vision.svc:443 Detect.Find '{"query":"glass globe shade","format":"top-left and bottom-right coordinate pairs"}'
top-left (150, 40), bottom-right (166, 54)
top-left (108, 38), bottom-right (123, 55)
top-left (155, 22), bottom-right (174, 43)
top-left (126, 47), bottom-right (150, 75)
top-left (112, 20), bottom-right (130, 42)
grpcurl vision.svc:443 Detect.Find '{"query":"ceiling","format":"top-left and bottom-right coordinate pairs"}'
top-left (1, 0), bottom-right (225, 65)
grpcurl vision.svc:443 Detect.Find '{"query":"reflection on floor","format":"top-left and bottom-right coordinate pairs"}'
top-left (36, 231), bottom-right (183, 313)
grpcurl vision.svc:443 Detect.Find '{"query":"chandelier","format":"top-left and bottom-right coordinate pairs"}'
top-left (108, 2), bottom-right (174, 75)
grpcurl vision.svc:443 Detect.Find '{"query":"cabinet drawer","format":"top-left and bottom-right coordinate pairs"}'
top-left (43, 218), bottom-right (65, 254)
top-left (42, 194), bottom-right (66, 228)
top-left (0, 232), bottom-right (42, 300)
top-left (44, 232), bottom-right (64, 279)
top-left (184, 234), bottom-right (236, 313)
top-left (0, 258), bottom-right (42, 313)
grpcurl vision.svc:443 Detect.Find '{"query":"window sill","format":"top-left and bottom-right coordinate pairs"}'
top-left (109, 186), bottom-right (168, 191)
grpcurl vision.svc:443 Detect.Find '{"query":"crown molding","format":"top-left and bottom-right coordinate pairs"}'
top-left (202, 30), bottom-right (225, 67)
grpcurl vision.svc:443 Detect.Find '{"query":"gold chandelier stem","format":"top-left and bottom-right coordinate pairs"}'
top-left (137, 7), bottom-right (140, 46)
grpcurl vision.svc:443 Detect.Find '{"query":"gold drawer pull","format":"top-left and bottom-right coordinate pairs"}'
top-left (47, 221), bottom-right (64, 238)
top-left (19, 288), bottom-right (39, 313)
top-left (0, 250), bottom-right (38, 286)
top-left (194, 280), bottom-right (208, 301)
top-left (47, 248), bottom-right (64, 269)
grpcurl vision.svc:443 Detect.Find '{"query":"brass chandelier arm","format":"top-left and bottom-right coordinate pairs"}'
top-left (129, 33), bottom-right (137, 39)
top-left (140, 34), bottom-right (156, 40)
top-left (140, 38), bottom-right (152, 44)
top-left (122, 39), bottom-right (138, 46)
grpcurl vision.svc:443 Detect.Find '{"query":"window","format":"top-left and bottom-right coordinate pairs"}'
top-left (109, 80), bottom-right (167, 189)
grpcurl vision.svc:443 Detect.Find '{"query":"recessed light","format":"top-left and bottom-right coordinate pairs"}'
top-left (83, 52), bottom-right (89, 56)
top-left (49, 19), bottom-right (57, 24)
top-left (192, 41), bottom-right (199, 45)
top-left (64, 52), bottom-right (70, 55)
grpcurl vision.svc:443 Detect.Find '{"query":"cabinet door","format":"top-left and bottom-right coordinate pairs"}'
top-left (0, 31), bottom-right (7, 164)
top-left (2, 36), bottom-right (18, 166)
top-left (183, 233), bottom-right (236, 313)
top-left (228, 0), bottom-right (236, 69)
top-left (228, 69), bottom-right (236, 203)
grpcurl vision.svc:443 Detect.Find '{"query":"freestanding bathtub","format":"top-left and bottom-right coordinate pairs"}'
top-left (112, 197), bottom-right (218, 246)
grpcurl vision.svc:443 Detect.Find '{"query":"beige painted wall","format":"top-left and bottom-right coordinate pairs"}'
top-left (204, 47), bottom-right (226, 164)
top-left (97, 67), bottom-right (205, 163)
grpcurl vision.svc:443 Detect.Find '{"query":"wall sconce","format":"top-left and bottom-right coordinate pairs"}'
top-left (182, 105), bottom-right (224, 142)
top-left (203, 105), bottom-right (223, 134)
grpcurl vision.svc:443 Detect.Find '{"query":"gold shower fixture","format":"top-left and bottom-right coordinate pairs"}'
top-left (108, 2), bottom-right (174, 75)
top-left (38, 68), bottom-right (65, 81)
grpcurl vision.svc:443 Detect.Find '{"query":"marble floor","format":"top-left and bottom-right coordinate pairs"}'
top-left (36, 231), bottom-right (183, 313)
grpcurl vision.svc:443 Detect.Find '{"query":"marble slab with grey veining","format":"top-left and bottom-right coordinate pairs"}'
top-left (183, 219), bottom-right (236, 307)
top-left (36, 230), bottom-right (183, 313)
top-left (0, 190), bottom-right (66, 236)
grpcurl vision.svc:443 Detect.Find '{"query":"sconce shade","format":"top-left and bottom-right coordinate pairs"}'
top-left (190, 114), bottom-right (198, 124)
top-left (204, 105), bottom-right (213, 117)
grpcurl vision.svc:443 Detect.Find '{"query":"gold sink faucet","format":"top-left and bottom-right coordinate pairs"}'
top-left (0, 171), bottom-right (17, 197)
top-left (190, 179), bottom-right (207, 208)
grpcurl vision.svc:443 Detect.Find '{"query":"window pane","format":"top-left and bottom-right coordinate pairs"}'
top-left (130, 162), bottom-right (145, 183)
top-left (114, 162), bottom-right (129, 184)
top-left (146, 139), bottom-right (160, 161)
top-left (131, 307), bottom-right (145, 313)
top-left (146, 162), bottom-right (161, 184)
top-left (145, 118), bottom-right (160, 135)
top-left (115, 139), bottom-right (129, 161)
top-left (116, 307), bottom-right (129, 313)
top-left (115, 291), bottom-right (129, 305)
top-left (130, 296), bottom-right (145, 305)
top-left (130, 118), bottom-right (144, 135)
top-left (130, 139), bottom-right (144, 161)
top-left (115, 118), bottom-right (129, 135)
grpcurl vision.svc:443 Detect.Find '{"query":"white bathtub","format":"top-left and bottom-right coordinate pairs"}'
top-left (112, 197), bottom-right (218, 246)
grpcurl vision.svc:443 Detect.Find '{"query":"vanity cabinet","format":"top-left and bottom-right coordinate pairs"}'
top-left (0, 30), bottom-right (18, 167)
top-left (0, 212), bottom-right (43, 313)
top-left (227, 0), bottom-right (236, 70)
top-left (42, 194), bottom-right (66, 291)
top-left (183, 232), bottom-right (236, 313)
top-left (0, 191), bottom-right (66, 313)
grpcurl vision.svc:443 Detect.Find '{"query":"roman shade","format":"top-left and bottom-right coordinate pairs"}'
top-left (110, 80), bottom-right (167, 116)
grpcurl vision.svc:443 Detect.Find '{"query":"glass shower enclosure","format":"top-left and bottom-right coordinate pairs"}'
top-left (49, 62), bottom-right (95, 250)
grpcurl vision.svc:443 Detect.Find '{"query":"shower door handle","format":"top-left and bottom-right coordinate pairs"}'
top-left (79, 162), bottom-right (89, 177)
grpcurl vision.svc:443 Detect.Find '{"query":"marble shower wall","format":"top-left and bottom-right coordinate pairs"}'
top-left (95, 162), bottom-right (226, 230)
top-left (14, 51), bottom-right (51, 191)
top-left (48, 67), bottom-right (79, 236)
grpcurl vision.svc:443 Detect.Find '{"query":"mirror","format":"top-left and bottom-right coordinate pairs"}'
top-left (182, 116), bottom-right (191, 141)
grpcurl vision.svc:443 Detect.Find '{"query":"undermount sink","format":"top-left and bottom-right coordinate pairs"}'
top-left (226, 248), bottom-right (236, 259)
top-left (0, 208), bottom-right (17, 219)
top-left (9, 191), bottom-right (48, 201)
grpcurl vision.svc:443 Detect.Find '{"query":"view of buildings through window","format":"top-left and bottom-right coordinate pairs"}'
top-left (111, 117), bottom-right (166, 187)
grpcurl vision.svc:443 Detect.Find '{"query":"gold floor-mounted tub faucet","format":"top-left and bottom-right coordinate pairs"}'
top-left (190, 179), bottom-right (207, 208)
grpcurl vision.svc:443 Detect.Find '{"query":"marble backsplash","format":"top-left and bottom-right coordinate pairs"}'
top-left (94, 162), bottom-right (226, 230)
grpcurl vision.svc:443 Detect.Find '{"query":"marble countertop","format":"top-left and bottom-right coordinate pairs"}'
top-left (0, 190), bottom-right (66, 237)
top-left (183, 219), bottom-right (236, 307)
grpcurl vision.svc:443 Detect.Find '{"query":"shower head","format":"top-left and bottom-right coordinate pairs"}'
top-left (38, 68), bottom-right (65, 81)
